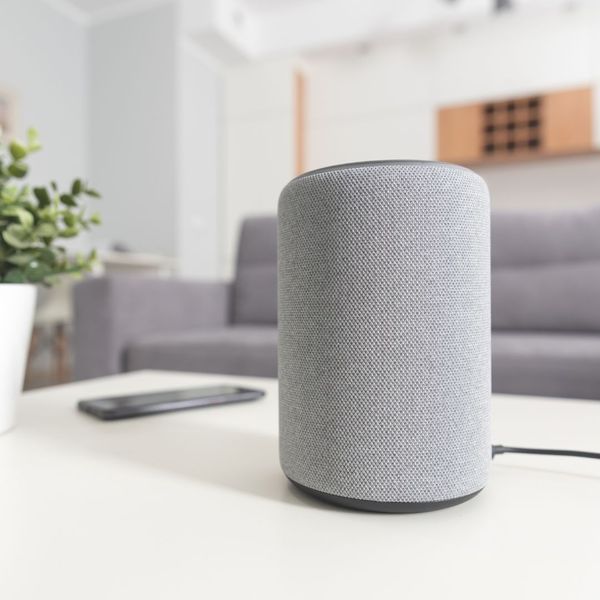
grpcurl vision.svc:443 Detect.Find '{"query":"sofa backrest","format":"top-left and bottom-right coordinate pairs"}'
top-left (492, 207), bottom-right (600, 332)
top-left (231, 209), bottom-right (600, 331)
top-left (232, 216), bottom-right (278, 325)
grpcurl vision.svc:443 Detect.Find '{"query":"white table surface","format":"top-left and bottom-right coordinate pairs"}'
top-left (1, 370), bottom-right (599, 600)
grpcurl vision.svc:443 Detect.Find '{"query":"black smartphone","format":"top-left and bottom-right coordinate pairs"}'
top-left (77, 385), bottom-right (265, 421)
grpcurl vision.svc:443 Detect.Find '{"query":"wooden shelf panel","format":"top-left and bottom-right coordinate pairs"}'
top-left (437, 87), bottom-right (593, 166)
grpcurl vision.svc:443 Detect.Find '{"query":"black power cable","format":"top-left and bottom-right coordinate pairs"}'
top-left (492, 444), bottom-right (600, 460)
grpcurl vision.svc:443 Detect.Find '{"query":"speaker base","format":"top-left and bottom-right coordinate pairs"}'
top-left (289, 478), bottom-right (483, 513)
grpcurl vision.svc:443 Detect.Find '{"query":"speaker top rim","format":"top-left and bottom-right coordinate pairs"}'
top-left (288, 159), bottom-right (479, 184)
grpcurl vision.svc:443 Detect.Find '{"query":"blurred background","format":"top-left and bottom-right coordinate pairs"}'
top-left (3, 0), bottom-right (600, 395)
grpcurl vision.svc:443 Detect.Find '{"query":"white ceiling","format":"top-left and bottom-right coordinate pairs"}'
top-left (236, 0), bottom-right (321, 13)
top-left (186, 0), bottom-right (588, 62)
top-left (60, 0), bottom-right (582, 18)
top-left (63, 0), bottom-right (321, 16)
top-left (63, 0), bottom-right (133, 13)
top-left (52, 0), bottom-right (589, 60)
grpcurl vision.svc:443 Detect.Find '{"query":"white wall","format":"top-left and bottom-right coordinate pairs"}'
top-left (0, 0), bottom-right (87, 188)
top-left (89, 2), bottom-right (178, 256)
top-left (304, 5), bottom-right (600, 211)
top-left (222, 58), bottom-right (295, 276)
top-left (88, 2), bottom-right (223, 276)
top-left (177, 42), bottom-right (222, 278)
top-left (306, 40), bottom-right (436, 167)
top-left (476, 155), bottom-right (600, 210)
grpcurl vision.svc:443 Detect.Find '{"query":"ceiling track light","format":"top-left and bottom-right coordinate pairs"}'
top-left (441, 0), bottom-right (513, 13)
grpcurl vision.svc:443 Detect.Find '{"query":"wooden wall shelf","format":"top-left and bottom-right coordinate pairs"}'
top-left (437, 87), bottom-right (594, 166)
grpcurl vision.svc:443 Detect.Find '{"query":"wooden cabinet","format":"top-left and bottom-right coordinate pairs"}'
top-left (437, 86), bottom-right (593, 165)
top-left (543, 88), bottom-right (592, 154)
top-left (438, 104), bottom-right (481, 164)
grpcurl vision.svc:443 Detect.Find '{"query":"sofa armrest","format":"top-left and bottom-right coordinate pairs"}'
top-left (73, 276), bottom-right (231, 380)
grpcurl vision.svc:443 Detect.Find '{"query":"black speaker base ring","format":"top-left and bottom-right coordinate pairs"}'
top-left (289, 478), bottom-right (483, 513)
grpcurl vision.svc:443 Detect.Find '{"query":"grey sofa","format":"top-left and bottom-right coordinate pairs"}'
top-left (74, 208), bottom-right (600, 400)
top-left (491, 207), bottom-right (600, 399)
top-left (74, 217), bottom-right (278, 380)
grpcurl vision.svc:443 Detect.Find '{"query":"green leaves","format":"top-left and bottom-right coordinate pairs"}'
top-left (0, 128), bottom-right (101, 285)
top-left (33, 187), bottom-right (51, 207)
top-left (1, 186), bottom-right (19, 203)
top-left (8, 162), bottom-right (28, 178)
top-left (23, 261), bottom-right (52, 283)
top-left (36, 222), bottom-right (58, 239)
top-left (26, 128), bottom-right (42, 153)
top-left (69, 178), bottom-right (100, 199)
top-left (1, 206), bottom-right (34, 227)
top-left (2, 223), bottom-right (32, 249)
top-left (60, 193), bottom-right (77, 207)
top-left (9, 141), bottom-right (27, 161)
top-left (6, 252), bottom-right (36, 267)
top-left (3, 269), bottom-right (27, 283)
top-left (63, 211), bottom-right (77, 227)
top-left (59, 226), bottom-right (79, 238)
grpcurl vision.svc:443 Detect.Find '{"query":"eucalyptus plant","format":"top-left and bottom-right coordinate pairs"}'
top-left (0, 128), bottom-right (101, 285)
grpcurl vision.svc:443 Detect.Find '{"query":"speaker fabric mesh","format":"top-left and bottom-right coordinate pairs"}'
top-left (278, 161), bottom-right (491, 504)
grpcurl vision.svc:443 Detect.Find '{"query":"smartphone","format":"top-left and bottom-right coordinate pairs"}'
top-left (77, 385), bottom-right (265, 421)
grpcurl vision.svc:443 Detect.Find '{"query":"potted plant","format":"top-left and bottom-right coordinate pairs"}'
top-left (0, 128), bottom-right (100, 433)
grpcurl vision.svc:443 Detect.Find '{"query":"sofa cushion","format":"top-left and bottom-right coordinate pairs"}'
top-left (492, 331), bottom-right (600, 400)
top-left (232, 217), bottom-right (277, 325)
top-left (492, 261), bottom-right (600, 332)
top-left (125, 326), bottom-right (278, 378)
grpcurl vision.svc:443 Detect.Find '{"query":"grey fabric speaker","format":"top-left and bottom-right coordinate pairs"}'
top-left (278, 160), bottom-right (491, 513)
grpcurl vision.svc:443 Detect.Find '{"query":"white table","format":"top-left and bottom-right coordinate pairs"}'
top-left (1, 371), bottom-right (599, 599)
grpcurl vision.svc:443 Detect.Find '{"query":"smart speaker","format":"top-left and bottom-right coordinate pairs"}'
top-left (278, 160), bottom-right (491, 513)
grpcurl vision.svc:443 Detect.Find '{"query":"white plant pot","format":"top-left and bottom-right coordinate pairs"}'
top-left (0, 284), bottom-right (37, 434)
